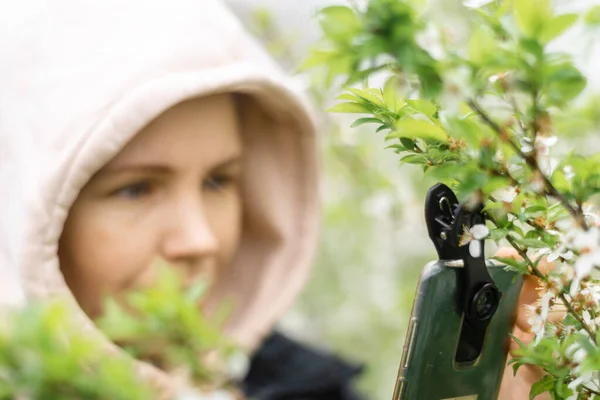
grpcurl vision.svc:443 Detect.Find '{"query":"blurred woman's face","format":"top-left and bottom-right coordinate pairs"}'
top-left (58, 94), bottom-right (243, 317)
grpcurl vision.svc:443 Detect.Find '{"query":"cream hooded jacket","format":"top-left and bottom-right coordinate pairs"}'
top-left (0, 0), bottom-right (319, 396)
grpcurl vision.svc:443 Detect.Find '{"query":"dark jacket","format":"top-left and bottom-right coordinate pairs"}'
top-left (242, 332), bottom-right (366, 400)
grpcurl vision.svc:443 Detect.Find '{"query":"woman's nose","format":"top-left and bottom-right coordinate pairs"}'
top-left (160, 197), bottom-right (218, 263)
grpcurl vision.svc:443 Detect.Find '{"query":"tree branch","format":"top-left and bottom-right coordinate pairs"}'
top-left (467, 99), bottom-right (589, 230)
top-left (485, 213), bottom-right (598, 345)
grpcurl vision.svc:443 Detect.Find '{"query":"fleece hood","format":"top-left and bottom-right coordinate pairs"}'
top-left (0, 0), bottom-right (319, 394)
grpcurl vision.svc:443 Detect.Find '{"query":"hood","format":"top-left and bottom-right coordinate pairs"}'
top-left (0, 0), bottom-right (319, 394)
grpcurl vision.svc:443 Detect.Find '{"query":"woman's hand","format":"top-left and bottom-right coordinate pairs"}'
top-left (496, 248), bottom-right (563, 400)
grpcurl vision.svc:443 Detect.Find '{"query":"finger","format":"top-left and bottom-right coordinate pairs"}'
top-left (495, 247), bottom-right (541, 304)
top-left (510, 326), bottom-right (534, 355)
top-left (534, 256), bottom-right (555, 275)
top-left (518, 274), bottom-right (541, 307)
top-left (495, 247), bottom-right (522, 260)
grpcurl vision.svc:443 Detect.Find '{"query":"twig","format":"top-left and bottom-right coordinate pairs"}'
top-left (504, 93), bottom-right (528, 136)
top-left (467, 99), bottom-right (589, 230)
top-left (504, 234), bottom-right (547, 282)
top-left (485, 213), bottom-right (598, 345)
top-left (543, 371), bottom-right (600, 397)
top-left (530, 89), bottom-right (539, 141)
top-left (558, 292), bottom-right (597, 345)
top-left (504, 237), bottom-right (598, 345)
top-left (583, 385), bottom-right (600, 397)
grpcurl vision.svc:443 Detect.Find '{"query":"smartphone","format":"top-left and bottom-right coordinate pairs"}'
top-left (392, 259), bottom-right (524, 400)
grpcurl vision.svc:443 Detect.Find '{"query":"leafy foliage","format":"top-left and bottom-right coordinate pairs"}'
top-left (0, 264), bottom-right (238, 399)
top-left (309, 0), bottom-right (600, 398)
top-left (0, 301), bottom-right (150, 400)
top-left (96, 264), bottom-right (239, 391)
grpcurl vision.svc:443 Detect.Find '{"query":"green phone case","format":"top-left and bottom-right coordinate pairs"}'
top-left (393, 260), bottom-right (524, 400)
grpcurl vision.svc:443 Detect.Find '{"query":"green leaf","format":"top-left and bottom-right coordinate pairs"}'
top-left (547, 202), bottom-right (569, 222)
top-left (376, 124), bottom-right (392, 133)
top-left (483, 202), bottom-right (506, 212)
top-left (468, 26), bottom-right (497, 64)
top-left (443, 116), bottom-right (481, 147)
top-left (551, 166), bottom-right (572, 193)
top-left (388, 119), bottom-right (448, 142)
top-left (525, 205), bottom-right (547, 214)
top-left (328, 102), bottom-right (368, 114)
top-left (325, 55), bottom-right (356, 87)
top-left (510, 332), bottom-right (528, 350)
top-left (386, 144), bottom-right (407, 153)
top-left (336, 93), bottom-right (360, 101)
top-left (519, 38), bottom-right (544, 60)
top-left (513, 0), bottom-right (552, 38)
top-left (530, 375), bottom-right (557, 399)
top-left (494, 256), bottom-right (529, 274)
top-left (399, 137), bottom-right (416, 150)
top-left (317, 6), bottom-right (361, 42)
top-left (540, 14), bottom-right (578, 43)
top-left (346, 87), bottom-right (384, 106)
top-left (383, 76), bottom-right (400, 111)
top-left (351, 118), bottom-right (382, 127)
top-left (186, 281), bottom-right (209, 303)
top-left (515, 238), bottom-right (548, 248)
top-left (400, 154), bottom-right (429, 165)
top-left (406, 100), bottom-right (437, 118)
top-left (543, 63), bottom-right (587, 106)
top-left (584, 5), bottom-right (600, 25)
top-left (301, 48), bottom-right (336, 70)
top-left (490, 228), bottom-right (509, 242)
top-left (456, 169), bottom-right (489, 199)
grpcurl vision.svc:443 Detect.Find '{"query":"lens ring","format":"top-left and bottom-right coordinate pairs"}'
top-left (471, 283), bottom-right (499, 322)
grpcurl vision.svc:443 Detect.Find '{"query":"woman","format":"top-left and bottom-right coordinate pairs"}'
top-left (0, 0), bottom-right (543, 398)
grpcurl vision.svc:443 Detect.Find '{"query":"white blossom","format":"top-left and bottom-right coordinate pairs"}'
top-left (564, 325), bottom-right (577, 336)
top-left (570, 227), bottom-right (600, 252)
top-left (581, 283), bottom-right (600, 306)
top-left (581, 310), bottom-right (600, 332)
top-left (520, 136), bottom-right (559, 176)
top-left (574, 250), bottom-right (600, 279)
top-left (565, 227), bottom-right (600, 295)
top-left (520, 137), bottom-right (534, 154)
top-left (568, 372), bottom-right (594, 394)
top-left (564, 165), bottom-right (575, 181)
top-left (538, 156), bottom-right (559, 176)
top-left (531, 171), bottom-right (546, 193)
top-left (546, 236), bottom-right (576, 266)
top-left (555, 217), bottom-right (575, 231)
top-left (539, 290), bottom-right (554, 321)
top-left (536, 246), bottom-right (574, 263)
top-left (570, 276), bottom-right (583, 297)
top-left (526, 290), bottom-right (558, 344)
top-left (566, 342), bottom-right (583, 361)
top-left (583, 203), bottom-right (600, 226)
top-left (492, 186), bottom-right (518, 203)
top-left (539, 135), bottom-right (558, 149)
top-left (526, 305), bottom-right (545, 343)
top-left (547, 274), bottom-right (568, 294)
top-left (458, 224), bottom-right (489, 258)
top-left (520, 135), bottom-right (558, 156)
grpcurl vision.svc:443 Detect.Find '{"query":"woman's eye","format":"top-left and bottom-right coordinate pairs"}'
top-left (112, 181), bottom-right (153, 199)
top-left (203, 175), bottom-right (231, 191)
